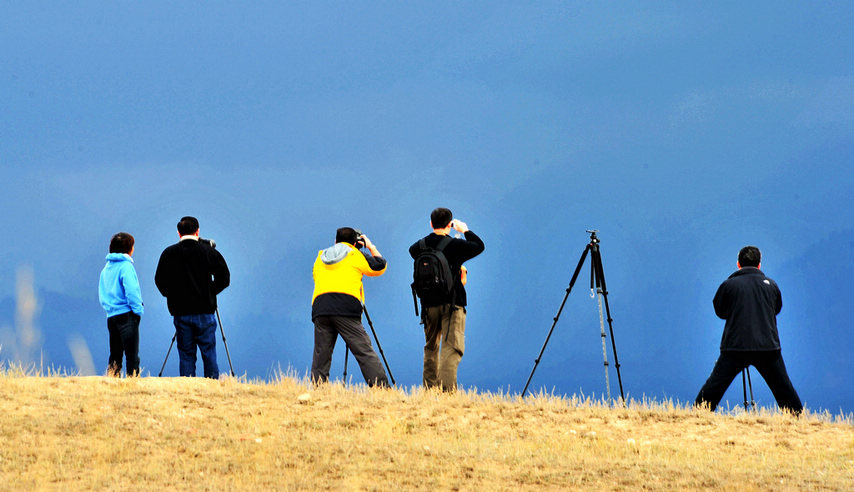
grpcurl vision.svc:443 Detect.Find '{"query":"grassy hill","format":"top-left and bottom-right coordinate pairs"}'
top-left (0, 368), bottom-right (851, 490)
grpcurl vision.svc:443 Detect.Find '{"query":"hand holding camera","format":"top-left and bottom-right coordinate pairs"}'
top-left (356, 233), bottom-right (380, 256)
top-left (353, 229), bottom-right (367, 249)
top-left (452, 219), bottom-right (469, 234)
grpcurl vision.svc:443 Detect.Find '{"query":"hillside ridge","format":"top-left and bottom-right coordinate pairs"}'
top-left (1, 374), bottom-right (851, 490)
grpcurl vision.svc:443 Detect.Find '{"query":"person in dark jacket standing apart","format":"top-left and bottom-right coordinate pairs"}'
top-left (410, 207), bottom-right (485, 392)
top-left (311, 227), bottom-right (389, 387)
top-left (155, 216), bottom-right (230, 379)
top-left (695, 245), bottom-right (803, 414)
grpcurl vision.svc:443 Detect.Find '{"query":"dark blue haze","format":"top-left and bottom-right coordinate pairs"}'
top-left (1, 3), bottom-right (852, 413)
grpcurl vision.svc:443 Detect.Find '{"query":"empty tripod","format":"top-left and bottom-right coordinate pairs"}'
top-left (522, 230), bottom-right (625, 402)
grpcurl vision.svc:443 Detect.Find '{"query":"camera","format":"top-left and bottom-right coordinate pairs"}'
top-left (354, 230), bottom-right (366, 249)
top-left (201, 238), bottom-right (217, 249)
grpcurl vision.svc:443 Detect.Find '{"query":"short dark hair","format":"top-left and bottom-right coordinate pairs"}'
top-left (738, 246), bottom-right (761, 268)
top-left (177, 216), bottom-right (200, 236)
top-left (336, 227), bottom-right (359, 245)
top-left (109, 232), bottom-right (135, 254)
top-left (430, 207), bottom-right (453, 229)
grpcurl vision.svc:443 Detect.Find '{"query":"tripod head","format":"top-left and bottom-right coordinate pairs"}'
top-left (586, 230), bottom-right (600, 244)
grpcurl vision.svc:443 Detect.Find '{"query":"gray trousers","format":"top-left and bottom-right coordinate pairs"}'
top-left (311, 315), bottom-right (389, 388)
top-left (423, 305), bottom-right (466, 391)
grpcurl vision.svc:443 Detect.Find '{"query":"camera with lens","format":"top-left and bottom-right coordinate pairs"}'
top-left (354, 229), bottom-right (366, 249)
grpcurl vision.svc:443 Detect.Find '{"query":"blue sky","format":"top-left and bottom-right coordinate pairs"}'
top-left (2, 3), bottom-right (853, 412)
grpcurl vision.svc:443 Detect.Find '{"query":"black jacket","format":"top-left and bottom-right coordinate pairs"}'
top-left (713, 267), bottom-right (782, 351)
top-left (409, 230), bottom-right (485, 308)
top-left (154, 238), bottom-right (230, 316)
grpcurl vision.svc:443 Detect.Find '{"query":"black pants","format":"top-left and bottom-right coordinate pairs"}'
top-left (695, 350), bottom-right (802, 413)
top-left (311, 315), bottom-right (389, 388)
top-left (107, 311), bottom-right (140, 376)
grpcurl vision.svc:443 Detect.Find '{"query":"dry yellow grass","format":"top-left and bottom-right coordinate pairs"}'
top-left (0, 369), bottom-right (852, 491)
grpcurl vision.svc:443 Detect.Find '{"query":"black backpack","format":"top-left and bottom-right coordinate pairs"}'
top-left (411, 236), bottom-right (454, 316)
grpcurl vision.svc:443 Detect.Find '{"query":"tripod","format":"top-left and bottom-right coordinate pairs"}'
top-left (522, 230), bottom-right (625, 402)
top-left (742, 367), bottom-right (756, 411)
top-left (341, 304), bottom-right (396, 386)
top-left (158, 307), bottom-right (236, 377)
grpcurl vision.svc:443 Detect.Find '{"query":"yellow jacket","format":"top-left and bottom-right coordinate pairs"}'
top-left (312, 243), bottom-right (386, 317)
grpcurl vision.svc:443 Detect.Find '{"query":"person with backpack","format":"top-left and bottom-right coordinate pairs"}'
top-left (409, 208), bottom-right (484, 391)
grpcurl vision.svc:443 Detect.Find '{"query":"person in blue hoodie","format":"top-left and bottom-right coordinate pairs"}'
top-left (99, 232), bottom-right (144, 377)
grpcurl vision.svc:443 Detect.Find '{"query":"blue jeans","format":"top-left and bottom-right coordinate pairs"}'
top-left (174, 314), bottom-right (219, 379)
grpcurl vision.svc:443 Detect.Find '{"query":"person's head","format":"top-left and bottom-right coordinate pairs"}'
top-left (109, 232), bottom-right (135, 255)
top-left (430, 207), bottom-right (453, 230)
top-left (738, 245), bottom-right (761, 268)
top-left (335, 227), bottom-right (360, 245)
top-left (177, 216), bottom-right (200, 236)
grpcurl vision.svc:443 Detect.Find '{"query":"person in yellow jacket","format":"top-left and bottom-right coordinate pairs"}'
top-left (311, 227), bottom-right (389, 387)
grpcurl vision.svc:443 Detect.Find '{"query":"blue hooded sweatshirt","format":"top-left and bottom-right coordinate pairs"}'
top-left (99, 253), bottom-right (144, 317)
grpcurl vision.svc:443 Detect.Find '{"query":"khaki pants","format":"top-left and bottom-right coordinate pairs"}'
top-left (423, 305), bottom-right (466, 391)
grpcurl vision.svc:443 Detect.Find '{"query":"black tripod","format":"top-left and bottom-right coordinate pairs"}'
top-left (742, 367), bottom-right (756, 411)
top-left (522, 230), bottom-right (625, 402)
top-left (342, 304), bottom-right (396, 386)
top-left (157, 306), bottom-right (236, 377)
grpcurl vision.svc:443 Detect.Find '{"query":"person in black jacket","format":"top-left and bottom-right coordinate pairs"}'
top-left (695, 246), bottom-right (802, 413)
top-left (409, 207), bottom-right (484, 391)
top-left (155, 216), bottom-right (230, 379)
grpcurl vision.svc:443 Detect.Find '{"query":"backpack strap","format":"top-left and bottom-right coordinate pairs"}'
top-left (418, 235), bottom-right (452, 253)
top-left (435, 235), bottom-right (452, 252)
top-left (434, 235), bottom-right (456, 311)
top-left (412, 238), bottom-right (429, 318)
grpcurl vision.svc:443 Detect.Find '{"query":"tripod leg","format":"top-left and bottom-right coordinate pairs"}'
top-left (343, 346), bottom-right (349, 387)
top-left (590, 244), bottom-right (626, 404)
top-left (594, 286), bottom-right (612, 402)
top-left (158, 333), bottom-right (176, 377)
top-left (746, 366), bottom-right (756, 410)
top-left (363, 305), bottom-right (395, 386)
top-left (215, 308), bottom-right (236, 377)
top-left (522, 245), bottom-right (591, 397)
top-left (742, 369), bottom-right (749, 410)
